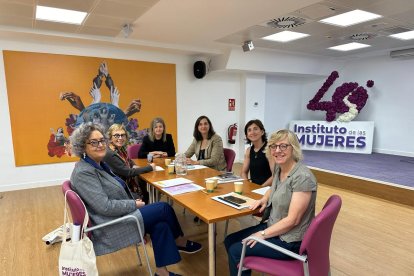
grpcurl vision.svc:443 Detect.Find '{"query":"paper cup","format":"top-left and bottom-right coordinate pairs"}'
top-left (205, 180), bottom-right (215, 193)
top-left (234, 181), bottom-right (243, 194)
top-left (165, 159), bottom-right (172, 166)
top-left (167, 164), bottom-right (175, 174)
top-left (212, 178), bottom-right (218, 189)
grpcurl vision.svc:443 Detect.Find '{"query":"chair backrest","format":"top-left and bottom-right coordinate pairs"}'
top-left (223, 148), bottom-right (236, 172)
top-left (299, 195), bottom-right (342, 276)
top-left (62, 180), bottom-right (88, 227)
top-left (127, 143), bottom-right (142, 159)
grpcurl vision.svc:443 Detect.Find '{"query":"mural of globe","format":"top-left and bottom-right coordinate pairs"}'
top-left (75, 103), bottom-right (127, 132)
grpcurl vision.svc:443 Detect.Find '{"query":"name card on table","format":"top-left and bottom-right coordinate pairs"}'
top-left (289, 120), bottom-right (374, 154)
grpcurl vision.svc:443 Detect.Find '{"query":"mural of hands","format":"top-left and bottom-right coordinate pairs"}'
top-left (60, 91), bottom-right (85, 112)
top-left (124, 98), bottom-right (142, 117)
top-left (99, 61), bottom-right (108, 77)
top-left (110, 86), bottom-right (120, 107)
top-left (90, 83), bottom-right (101, 104)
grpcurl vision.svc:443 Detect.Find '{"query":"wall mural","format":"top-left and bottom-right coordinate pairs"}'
top-left (3, 51), bottom-right (177, 166)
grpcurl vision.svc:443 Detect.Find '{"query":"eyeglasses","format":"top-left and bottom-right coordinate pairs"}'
top-left (269, 143), bottom-right (291, 151)
top-left (87, 139), bottom-right (107, 148)
top-left (113, 134), bottom-right (127, 139)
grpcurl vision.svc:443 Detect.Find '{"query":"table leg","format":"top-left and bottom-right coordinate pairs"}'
top-left (208, 223), bottom-right (216, 276)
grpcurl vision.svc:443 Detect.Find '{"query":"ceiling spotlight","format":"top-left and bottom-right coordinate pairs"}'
top-left (242, 40), bottom-right (254, 52)
top-left (122, 24), bottom-right (133, 38)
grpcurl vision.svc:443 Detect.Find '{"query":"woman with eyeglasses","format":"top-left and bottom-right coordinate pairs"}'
top-left (70, 122), bottom-right (202, 276)
top-left (241, 119), bottom-right (274, 186)
top-left (104, 123), bottom-right (153, 204)
top-left (138, 117), bottom-right (176, 159)
top-left (224, 129), bottom-right (317, 276)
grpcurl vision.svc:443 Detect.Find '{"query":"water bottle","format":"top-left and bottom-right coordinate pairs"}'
top-left (175, 153), bottom-right (187, 175)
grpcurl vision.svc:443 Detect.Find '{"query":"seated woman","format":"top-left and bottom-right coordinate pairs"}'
top-left (185, 115), bottom-right (226, 171)
top-left (241, 119), bottom-right (274, 186)
top-left (138, 117), bottom-right (176, 158)
top-left (224, 129), bottom-right (317, 276)
top-left (104, 123), bottom-right (152, 204)
top-left (70, 122), bottom-right (202, 276)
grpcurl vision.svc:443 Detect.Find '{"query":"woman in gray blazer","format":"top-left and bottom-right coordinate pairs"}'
top-left (185, 115), bottom-right (226, 171)
top-left (70, 122), bottom-right (202, 276)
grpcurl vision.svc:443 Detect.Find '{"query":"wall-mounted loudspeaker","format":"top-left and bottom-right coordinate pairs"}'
top-left (193, 61), bottom-right (206, 79)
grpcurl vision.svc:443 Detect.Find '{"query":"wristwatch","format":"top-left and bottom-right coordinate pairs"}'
top-left (260, 230), bottom-right (266, 237)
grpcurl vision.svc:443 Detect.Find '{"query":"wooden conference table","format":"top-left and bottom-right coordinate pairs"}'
top-left (134, 158), bottom-right (261, 276)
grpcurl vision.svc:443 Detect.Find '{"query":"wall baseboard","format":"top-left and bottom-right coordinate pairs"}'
top-left (0, 179), bottom-right (64, 192)
top-left (373, 148), bottom-right (414, 157)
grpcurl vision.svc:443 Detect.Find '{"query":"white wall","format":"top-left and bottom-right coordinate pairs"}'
top-left (0, 37), bottom-right (241, 191)
top-left (300, 56), bottom-right (414, 157)
top-left (2, 36), bottom-right (413, 191)
top-left (264, 76), bottom-right (304, 133)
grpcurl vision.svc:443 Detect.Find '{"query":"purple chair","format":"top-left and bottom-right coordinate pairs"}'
top-left (224, 148), bottom-right (236, 172)
top-left (237, 195), bottom-right (342, 276)
top-left (62, 180), bottom-right (152, 275)
top-left (127, 143), bottom-right (142, 159)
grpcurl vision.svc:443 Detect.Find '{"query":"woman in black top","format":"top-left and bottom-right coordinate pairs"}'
top-left (241, 119), bottom-right (273, 186)
top-left (138, 117), bottom-right (176, 158)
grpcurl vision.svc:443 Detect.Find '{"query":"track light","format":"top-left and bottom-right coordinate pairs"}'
top-left (242, 40), bottom-right (254, 52)
top-left (122, 24), bottom-right (133, 38)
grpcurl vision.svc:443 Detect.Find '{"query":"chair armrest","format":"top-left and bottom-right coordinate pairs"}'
top-left (85, 214), bottom-right (145, 242)
top-left (243, 236), bottom-right (307, 262)
top-left (237, 236), bottom-right (309, 276)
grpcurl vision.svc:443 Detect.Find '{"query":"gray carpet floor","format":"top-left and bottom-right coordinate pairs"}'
top-left (302, 150), bottom-right (414, 188)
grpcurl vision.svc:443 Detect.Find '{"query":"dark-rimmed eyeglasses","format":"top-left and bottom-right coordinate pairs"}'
top-left (87, 139), bottom-right (107, 148)
top-left (113, 134), bottom-right (127, 139)
top-left (269, 143), bottom-right (291, 151)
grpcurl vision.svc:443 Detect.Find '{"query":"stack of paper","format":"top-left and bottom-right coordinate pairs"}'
top-left (162, 184), bottom-right (204, 195)
top-left (155, 177), bottom-right (204, 195)
top-left (206, 172), bottom-right (244, 184)
top-left (156, 177), bottom-right (193, 187)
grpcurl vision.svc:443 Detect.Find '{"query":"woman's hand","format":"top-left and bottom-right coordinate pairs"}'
top-left (243, 231), bottom-right (263, 248)
top-left (149, 163), bottom-right (156, 171)
top-left (135, 199), bottom-right (145, 208)
top-left (249, 198), bottom-right (267, 212)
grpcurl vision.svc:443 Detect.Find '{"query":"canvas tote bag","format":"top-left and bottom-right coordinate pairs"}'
top-left (59, 190), bottom-right (98, 276)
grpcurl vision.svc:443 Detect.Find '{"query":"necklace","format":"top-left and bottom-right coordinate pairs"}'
top-left (253, 142), bottom-right (265, 159)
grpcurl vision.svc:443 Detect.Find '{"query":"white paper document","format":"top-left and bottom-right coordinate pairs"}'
top-left (155, 166), bottom-right (164, 171)
top-left (187, 165), bottom-right (207, 170)
top-left (155, 177), bottom-right (193, 187)
top-left (252, 186), bottom-right (270, 195)
top-left (162, 183), bottom-right (204, 195)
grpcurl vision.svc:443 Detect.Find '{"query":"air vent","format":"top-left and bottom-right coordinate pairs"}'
top-left (267, 17), bottom-right (306, 29)
top-left (349, 33), bottom-right (377, 41)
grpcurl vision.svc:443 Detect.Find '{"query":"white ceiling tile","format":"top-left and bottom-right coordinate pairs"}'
top-left (37, 0), bottom-right (96, 12)
top-left (0, 2), bottom-right (33, 17)
top-left (34, 20), bottom-right (80, 33)
top-left (84, 14), bottom-right (131, 29)
top-left (0, 15), bottom-right (32, 28)
top-left (79, 25), bottom-right (120, 37)
top-left (106, 0), bottom-right (160, 8)
top-left (93, 0), bottom-right (150, 19)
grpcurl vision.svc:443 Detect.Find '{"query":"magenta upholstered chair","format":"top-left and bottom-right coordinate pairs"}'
top-left (127, 143), bottom-right (142, 159)
top-left (61, 180), bottom-right (152, 275)
top-left (237, 195), bottom-right (342, 276)
top-left (223, 148), bottom-right (236, 172)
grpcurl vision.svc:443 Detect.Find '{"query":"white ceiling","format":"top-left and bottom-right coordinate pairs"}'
top-left (1, 0), bottom-right (414, 58)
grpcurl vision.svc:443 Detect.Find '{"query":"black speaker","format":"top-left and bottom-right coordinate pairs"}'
top-left (193, 61), bottom-right (206, 79)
